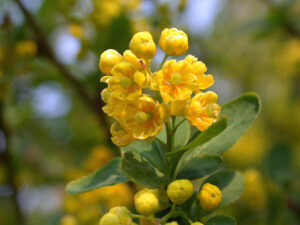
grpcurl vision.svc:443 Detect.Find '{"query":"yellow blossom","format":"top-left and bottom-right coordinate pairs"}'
top-left (110, 121), bottom-right (135, 147)
top-left (129, 31), bottom-right (156, 59)
top-left (197, 183), bottom-right (222, 211)
top-left (99, 49), bottom-right (123, 75)
top-left (184, 55), bottom-right (214, 90)
top-left (121, 96), bottom-right (164, 139)
top-left (159, 28), bottom-right (188, 56)
top-left (108, 62), bottom-right (143, 100)
top-left (16, 40), bottom-right (37, 58)
top-left (165, 222), bottom-right (178, 225)
top-left (151, 59), bottom-right (198, 104)
top-left (185, 91), bottom-right (220, 131)
top-left (102, 95), bottom-right (129, 118)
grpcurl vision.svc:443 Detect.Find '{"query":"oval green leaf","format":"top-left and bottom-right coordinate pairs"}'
top-left (66, 157), bottom-right (129, 194)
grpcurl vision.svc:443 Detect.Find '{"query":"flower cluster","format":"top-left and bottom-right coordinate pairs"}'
top-left (98, 179), bottom-right (222, 225)
top-left (99, 28), bottom-right (221, 147)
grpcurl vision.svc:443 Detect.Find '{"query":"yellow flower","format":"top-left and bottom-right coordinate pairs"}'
top-left (184, 55), bottom-right (214, 90)
top-left (110, 121), bottom-right (135, 147)
top-left (185, 91), bottom-right (220, 131)
top-left (167, 179), bottom-right (194, 204)
top-left (99, 49), bottom-right (123, 75)
top-left (129, 31), bottom-right (156, 59)
top-left (197, 183), bottom-right (222, 211)
top-left (191, 223), bottom-right (204, 225)
top-left (103, 95), bottom-right (129, 118)
top-left (121, 96), bottom-right (164, 139)
top-left (99, 213), bottom-right (121, 225)
top-left (159, 28), bottom-right (188, 56)
top-left (151, 59), bottom-right (198, 104)
top-left (134, 188), bottom-right (160, 216)
top-left (68, 24), bottom-right (84, 39)
top-left (60, 215), bottom-right (77, 225)
top-left (16, 40), bottom-right (38, 58)
top-left (108, 62), bottom-right (143, 100)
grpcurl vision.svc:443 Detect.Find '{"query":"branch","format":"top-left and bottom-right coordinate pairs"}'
top-left (14, 0), bottom-right (111, 141)
top-left (0, 96), bottom-right (24, 225)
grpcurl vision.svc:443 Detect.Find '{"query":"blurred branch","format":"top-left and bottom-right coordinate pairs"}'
top-left (0, 94), bottom-right (24, 225)
top-left (14, 0), bottom-right (111, 141)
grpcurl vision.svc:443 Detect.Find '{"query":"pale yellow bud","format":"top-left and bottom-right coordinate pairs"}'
top-left (129, 32), bottom-right (156, 59)
top-left (159, 28), bottom-right (188, 56)
top-left (99, 49), bottom-right (123, 75)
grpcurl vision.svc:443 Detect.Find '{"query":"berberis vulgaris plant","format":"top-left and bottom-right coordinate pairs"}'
top-left (66, 28), bottom-right (261, 225)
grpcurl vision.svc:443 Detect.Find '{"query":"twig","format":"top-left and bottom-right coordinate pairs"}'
top-left (14, 0), bottom-right (111, 141)
top-left (0, 94), bottom-right (24, 225)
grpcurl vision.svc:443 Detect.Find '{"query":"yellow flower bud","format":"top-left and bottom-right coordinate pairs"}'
top-left (167, 179), bottom-right (194, 204)
top-left (60, 215), bottom-right (77, 225)
top-left (109, 206), bottom-right (132, 225)
top-left (166, 222), bottom-right (178, 225)
top-left (197, 183), bottom-right (222, 211)
top-left (133, 71), bottom-right (146, 86)
top-left (191, 223), bottom-right (204, 225)
top-left (101, 88), bottom-right (112, 103)
top-left (159, 28), bottom-right (188, 56)
top-left (99, 49), bottom-right (123, 75)
top-left (134, 188), bottom-right (160, 216)
top-left (99, 213), bottom-right (121, 225)
top-left (129, 32), bottom-right (156, 59)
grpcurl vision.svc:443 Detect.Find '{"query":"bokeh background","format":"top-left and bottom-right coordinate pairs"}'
top-left (0, 0), bottom-right (300, 224)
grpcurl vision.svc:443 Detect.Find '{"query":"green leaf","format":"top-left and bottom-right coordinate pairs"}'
top-left (157, 117), bottom-right (190, 149)
top-left (167, 117), bottom-right (227, 156)
top-left (203, 171), bottom-right (244, 208)
top-left (174, 154), bottom-right (223, 180)
top-left (121, 140), bottom-right (167, 173)
top-left (121, 151), bottom-right (171, 188)
top-left (206, 215), bottom-right (236, 225)
top-left (177, 93), bottom-right (260, 170)
top-left (66, 158), bottom-right (129, 194)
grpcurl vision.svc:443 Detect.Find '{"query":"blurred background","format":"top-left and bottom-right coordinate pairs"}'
top-left (0, 0), bottom-right (300, 224)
